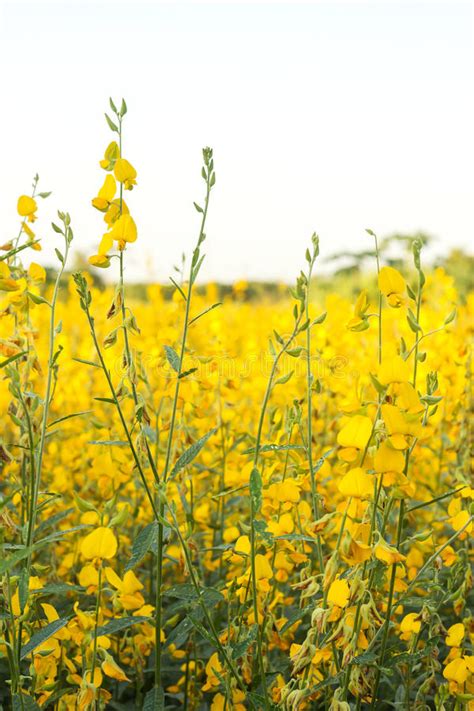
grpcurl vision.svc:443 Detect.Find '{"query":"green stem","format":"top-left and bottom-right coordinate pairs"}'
top-left (305, 259), bottom-right (324, 573)
top-left (154, 167), bottom-right (212, 694)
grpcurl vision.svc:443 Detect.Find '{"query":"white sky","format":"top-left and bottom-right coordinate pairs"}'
top-left (1, 0), bottom-right (473, 283)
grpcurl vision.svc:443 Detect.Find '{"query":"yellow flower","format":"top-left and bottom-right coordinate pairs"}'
top-left (443, 656), bottom-right (470, 684)
top-left (337, 415), bottom-right (372, 461)
top-left (234, 535), bottom-right (251, 556)
top-left (100, 141), bottom-right (120, 170)
top-left (108, 214), bottom-right (137, 246)
top-left (382, 403), bottom-right (422, 450)
top-left (28, 262), bottom-right (46, 283)
top-left (449, 510), bottom-right (472, 535)
top-left (78, 564), bottom-right (100, 590)
top-left (255, 554), bottom-right (273, 580)
top-left (101, 654), bottom-right (130, 682)
top-left (338, 467), bottom-right (373, 499)
top-left (374, 538), bottom-right (406, 565)
top-left (399, 612), bottom-right (421, 641)
top-left (80, 527), bottom-right (118, 560)
top-left (88, 254), bottom-right (111, 269)
top-left (374, 441), bottom-right (405, 474)
top-left (0, 262), bottom-right (19, 291)
top-left (327, 578), bottom-right (350, 608)
top-left (17, 195), bottom-right (38, 221)
top-left (92, 175), bottom-right (117, 212)
top-left (378, 266), bottom-right (405, 307)
top-left (446, 623), bottom-right (464, 647)
top-left (23, 222), bottom-right (41, 250)
top-left (202, 652), bottom-right (223, 691)
top-left (347, 290), bottom-right (370, 331)
top-left (114, 158), bottom-right (137, 190)
top-left (378, 356), bottom-right (410, 386)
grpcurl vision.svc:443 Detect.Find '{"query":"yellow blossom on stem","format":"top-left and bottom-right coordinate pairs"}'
top-left (17, 195), bottom-right (38, 221)
top-left (378, 266), bottom-right (405, 307)
top-left (327, 578), bottom-right (350, 608)
top-left (80, 527), bottom-right (117, 561)
top-left (113, 158), bottom-right (137, 190)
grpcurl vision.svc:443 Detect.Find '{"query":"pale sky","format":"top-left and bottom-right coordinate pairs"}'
top-left (1, 0), bottom-right (473, 283)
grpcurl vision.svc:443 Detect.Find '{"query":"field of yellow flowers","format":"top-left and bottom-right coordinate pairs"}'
top-left (1, 100), bottom-right (473, 711)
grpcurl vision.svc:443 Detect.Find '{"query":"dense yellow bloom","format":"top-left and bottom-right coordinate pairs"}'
top-left (2, 114), bottom-right (471, 709)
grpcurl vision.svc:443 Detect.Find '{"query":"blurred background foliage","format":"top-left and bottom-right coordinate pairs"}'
top-left (49, 233), bottom-right (472, 303)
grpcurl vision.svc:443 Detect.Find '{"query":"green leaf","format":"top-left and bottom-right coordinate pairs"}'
top-left (120, 98), bottom-right (128, 117)
top-left (250, 467), bottom-right (262, 513)
top-left (125, 522), bottom-right (158, 571)
top-left (169, 428), bottom-right (217, 480)
top-left (280, 608), bottom-right (307, 633)
top-left (0, 546), bottom-right (34, 574)
top-left (179, 367), bottom-right (198, 379)
top-left (188, 614), bottom-right (215, 645)
top-left (165, 583), bottom-right (223, 606)
top-left (26, 291), bottom-right (51, 306)
top-left (444, 308), bottom-right (456, 325)
top-left (55, 248), bottom-right (64, 264)
top-left (244, 444), bottom-right (305, 454)
top-left (143, 686), bottom-right (164, 711)
top-left (38, 191), bottom-right (52, 199)
top-left (275, 370), bottom-right (294, 385)
top-left (189, 302), bottom-right (222, 326)
top-left (231, 623), bottom-right (258, 659)
top-left (95, 616), bottom-right (150, 636)
top-left (169, 277), bottom-right (187, 301)
top-left (72, 357), bottom-right (101, 369)
top-left (193, 201), bottom-right (204, 213)
top-left (20, 618), bottom-right (69, 659)
top-left (312, 311), bottom-right (327, 326)
top-left (407, 310), bottom-right (421, 333)
top-left (1, 350), bottom-right (28, 369)
top-left (47, 411), bottom-right (92, 428)
top-left (164, 614), bottom-right (199, 649)
top-left (369, 373), bottom-right (386, 394)
top-left (164, 344), bottom-right (180, 372)
top-left (88, 440), bottom-right (128, 446)
top-left (12, 694), bottom-right (41, 711)
top-left (286, 346), bottom-right (304, 357)
top-left (105, 113), bottom-right (119, 132)
top-left (30, 582), bottom-right (84, 596)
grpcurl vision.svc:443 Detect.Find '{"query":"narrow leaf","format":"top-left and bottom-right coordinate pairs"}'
top-left (169, 428), bottom-right (217, 480)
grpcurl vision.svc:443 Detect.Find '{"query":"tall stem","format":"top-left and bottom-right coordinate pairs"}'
top-left (154, 164), bottom-right (212, 693)
top-left (305, 258), bottom-right (324, 573)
